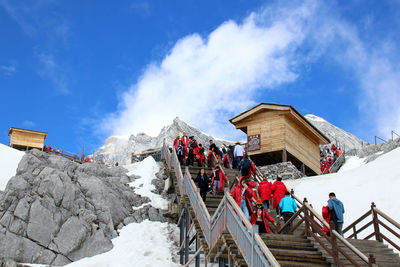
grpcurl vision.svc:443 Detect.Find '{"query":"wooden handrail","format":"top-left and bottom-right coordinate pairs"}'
top-left (184, 168), bottom-right (211, 221)
top-left (342, 203), bottom-right (400, 255)
top-left (343, 209), bottom-right (372, 234)
top-left (373, 207), bottom-right (400, 230)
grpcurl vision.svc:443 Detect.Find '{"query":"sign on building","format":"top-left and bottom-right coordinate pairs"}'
top-left (247, 134), bottom-right (261, 151)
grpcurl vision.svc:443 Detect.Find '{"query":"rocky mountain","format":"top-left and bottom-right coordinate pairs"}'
top-left (305, 114), bottom-right (366, 152)
top-left (96, 117), bottom-right (233, 165)
top-left (0, 149), bottom-right (167, 266)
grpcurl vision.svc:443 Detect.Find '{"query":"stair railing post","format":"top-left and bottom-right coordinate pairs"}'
top-left (330, 222), bottom-right (339, 267)
top-left (185, 207), bottom-right (190, 263)
top-left (180, 208), bottom-right (185, 265)
top-left (310, 204), bottom-right (317, 233)
top-left (195, 233), bottom-right (200, 267)
top-left (368, 254), bottom-right (376, 267)
top-left (303, 198), bottom-right (310, 237)
top-left (371, 202), bottom-right (382, 242)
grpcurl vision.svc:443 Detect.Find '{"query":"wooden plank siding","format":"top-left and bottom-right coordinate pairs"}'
top-left (235, 111), bottom-right (287, 156)
top-left (284, 116), bottom-right (321, 173)
top-left (230, 103), bottom-right (330, 175)
top-left (8, 128), bottom-right (47, 150)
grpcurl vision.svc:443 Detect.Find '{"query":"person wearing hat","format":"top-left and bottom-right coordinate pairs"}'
top-left (210, 164), bottom-right (229, 194)
top-left (251, 199), bottom-right (277, 233)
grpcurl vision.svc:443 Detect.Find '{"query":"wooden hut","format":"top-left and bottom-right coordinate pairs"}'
top-left (8, 127), bottom-right (48, 151)
top-left (229, 103), bottom-right (330, 175)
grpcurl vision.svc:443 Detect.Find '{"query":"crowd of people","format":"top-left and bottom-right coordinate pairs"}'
top-left (320, 144), bottom-right (342, 174)
top-left (172, 134), bottom-right (345, 235)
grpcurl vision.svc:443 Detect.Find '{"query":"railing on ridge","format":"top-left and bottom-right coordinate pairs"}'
top-left (251, 163), bottom-right (377, 267)
top-left (44, 147), bottom-right (84, 163)
top-left (163, 140), bottom-right (279, 267)
top-left (322, 150), bottom-right (346, 174)
top-left (343, 202), bottom-right (400, 253)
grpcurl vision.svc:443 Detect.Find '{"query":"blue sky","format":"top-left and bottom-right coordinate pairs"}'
top-left (1, 0), bottom-right (400, 154)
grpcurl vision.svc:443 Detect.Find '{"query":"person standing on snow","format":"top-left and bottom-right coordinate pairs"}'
top-left (328, 192), bottom-right (345, 236)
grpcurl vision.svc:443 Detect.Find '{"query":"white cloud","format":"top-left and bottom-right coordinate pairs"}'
top-left (103, 0), bottom-right (400, 141)
top-left (0, 62), bottom-right (17, 76)
top-left (37, 53), bottom-right (69, 94)
top-left (21, 120), bottom-right (36, 128)
top-left (323, 20), bottom-right (400, 139)
top-left (103, 1), bottom-right (319, 138)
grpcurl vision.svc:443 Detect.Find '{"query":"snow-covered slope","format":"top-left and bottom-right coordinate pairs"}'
top-left (286, 147), bottom-right (400, 243)
top-left (0, 143), bottom-right (25, 190)
top-left (305, 114), bottom-right (365, 151)
top-left (96, 117), bottom-right (233, 165)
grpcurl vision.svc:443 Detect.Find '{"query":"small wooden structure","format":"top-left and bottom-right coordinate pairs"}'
top-left (229, 103), bottom-right (330, 175)
top-left (8, 127), bottom-right (48, 151)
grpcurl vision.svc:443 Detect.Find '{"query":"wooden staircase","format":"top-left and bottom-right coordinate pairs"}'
top-left (261, 233), bottom-right (329, 266)
top-left (311, 238), bottom-right (400, 266)
top-left (166, 146), bottom-right (400, 267)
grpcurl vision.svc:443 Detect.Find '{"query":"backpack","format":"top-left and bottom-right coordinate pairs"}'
top-left (241, 158), bottom-right (251, 171)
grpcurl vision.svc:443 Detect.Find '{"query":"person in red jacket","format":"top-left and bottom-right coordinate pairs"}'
top-left (194, 144), bottom-right (205, 167)
top-left (210, 165), bottom-right (229, 194)
top-left (223, 153), bottom-right (230, 169)
top-left (231, 176), bottom-right (257, 221)
top-left (249, 160), bottom-right (256, 177)
top-left (173, 136), bottom-right (180, 151)
top-left (181, 132), bottom-right (189, 157)
top-left (258, 178), bottom-right (272, 211)
top-left (322, 205), bottom-right (332, 235)
top-left (271, 177), bottom-right (288, 218)
top-left (247, 178), bottom-right (258, 201)
top-left (251, 200), bottom-right (277, 233)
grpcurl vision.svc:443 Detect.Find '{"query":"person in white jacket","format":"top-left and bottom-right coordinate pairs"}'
top-left (233, 142), bottom-right (245, 169)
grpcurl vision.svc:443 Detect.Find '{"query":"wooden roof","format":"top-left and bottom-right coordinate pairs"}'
top-left (229, 103), bottom-right (330, 144)
top-left (8, 127), bottom-right (48, 137)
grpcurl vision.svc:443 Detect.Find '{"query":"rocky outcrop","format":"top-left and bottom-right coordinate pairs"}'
top-left (355, 137), bottom-right (400, 163)
top-left (259, 162), bottom-right (304, 180)
top-left (96, 117), bottom-right (233, 165)
top-left (0, 149), bottom-right (166, 265)
top-left (305, 114), bottom-right (365, 152)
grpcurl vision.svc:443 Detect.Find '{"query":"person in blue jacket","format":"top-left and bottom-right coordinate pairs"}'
top-left (328, 192), bottom-right (345, 236)
top-left (279, 192), bottom-right (297, 234)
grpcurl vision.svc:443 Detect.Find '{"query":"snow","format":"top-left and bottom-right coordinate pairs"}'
top-left (124, 156), bottom-right (168, 210)
top-left (286, 147), bottom-right (400, 245)
top-left (305, 114), bottom-right (326, 122)
top-left (64, 220), bottom-right (178, 267)
top-left (29, 155), bottom-right (178, 267)
top-left (0, 143), bottom-right (25, 190)
top-left (337, 156), bottom-right (365, 173)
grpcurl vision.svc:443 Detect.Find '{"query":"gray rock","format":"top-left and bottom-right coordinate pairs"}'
top-left (123, 216), bottom-right (136, 225)
top-left (68, 230), bottom-right (113, 261)
top-left (8, 218), bottom-right (26, 235)
top-left (26, 199), bottom-right (58, 247)
top-left (2, 258), bottom-right (17, 267)
top-left (52, 254), bottom-right (72, 266)
top-left (53, 217), bottom-right (88, 255)
top-left (14, 198), bottom-right (30, 221)
top-left (0, 149), bottom-right (169, 265)
top-left (259, 161), bottom-right (304, 180)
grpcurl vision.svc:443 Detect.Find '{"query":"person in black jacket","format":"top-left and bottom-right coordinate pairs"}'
top-left (194, 168), bottom-right (210, 201)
